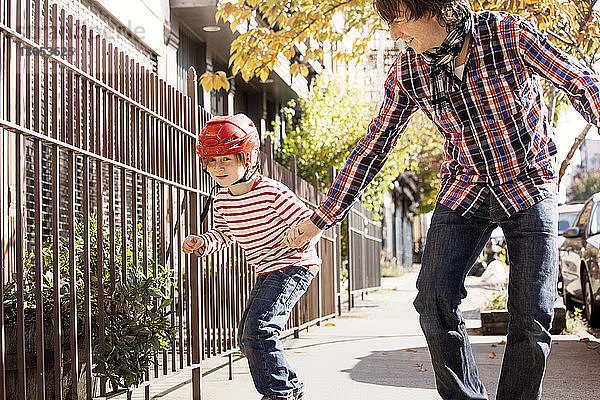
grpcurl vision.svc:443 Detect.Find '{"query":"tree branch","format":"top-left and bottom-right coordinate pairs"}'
top-left (561, 29), bottom-right (592, 66)
top-left (231, 0), bottom-right (355, 81)
top-left (547, 85), bottom-right (556, 124)
top-left (546, 29), bottom-right (576, 47)
top-left (579, 0), bottom-right (598, 34)
top-left (558, 123), bottom-right (593, 187)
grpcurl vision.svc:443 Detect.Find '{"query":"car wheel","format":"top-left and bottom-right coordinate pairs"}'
top-left (582, 270), bottom-right (600, 327)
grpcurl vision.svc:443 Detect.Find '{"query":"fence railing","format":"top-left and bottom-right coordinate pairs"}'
top-left (0, 1), bottom-right (380, 399)
top-left (346, 203), bottom-right (383, 310)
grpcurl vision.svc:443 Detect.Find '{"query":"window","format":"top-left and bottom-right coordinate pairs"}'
top-left (558, 211), bottom-right (579, 234)
top-left (576, 200), bottom-right (593, 234)
top-left (589, 202), bottom-right (600, 236)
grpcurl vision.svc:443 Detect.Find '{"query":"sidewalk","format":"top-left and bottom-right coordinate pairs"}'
top-left (137, 271), bottom-right (600, 399)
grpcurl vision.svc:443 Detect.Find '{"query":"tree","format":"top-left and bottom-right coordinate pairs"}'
top-left (208, 0), bottom-right (383, 85)
top-left (269, 74), bottom-right (444, 215)
top-left (567, 171), bottom-right (600, 201)
top-left (212, 1), bottom-right (599, 84)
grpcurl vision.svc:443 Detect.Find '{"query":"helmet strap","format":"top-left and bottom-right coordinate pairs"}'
top-left (199, 184), bottom-right (219, 225)
top-left (231, 164), bottom-right (259, 186)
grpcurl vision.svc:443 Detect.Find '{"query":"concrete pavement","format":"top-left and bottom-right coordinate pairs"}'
top-left (127, 271), bottom-right (600, 400)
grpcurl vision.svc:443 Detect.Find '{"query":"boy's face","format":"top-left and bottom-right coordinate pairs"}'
top-left (387, 4), bottom-right (448, 54)
top-left (204, 155), bottom-right (246, 187)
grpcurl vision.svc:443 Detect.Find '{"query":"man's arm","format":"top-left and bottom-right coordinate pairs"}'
top-left (311, 60), bottom-right (418, 230)
top-left (286, 61), bottom-right (417, 248)
top-left (517, 16), bottom-right (600, 126)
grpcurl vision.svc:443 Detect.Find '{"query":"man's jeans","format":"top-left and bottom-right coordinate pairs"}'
top-left (238, 265), bottom-right (315, 399)
top-left (414, 193), bottom-right (558, 400)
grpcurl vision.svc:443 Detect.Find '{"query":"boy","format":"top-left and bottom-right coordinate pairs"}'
top-left (182, 114), bottom-right (319, 400)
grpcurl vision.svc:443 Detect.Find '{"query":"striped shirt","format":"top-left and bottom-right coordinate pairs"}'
top-left (197, 175), bottom-right (321, 275)
top-left (311, 11), bottom-right (600, 229)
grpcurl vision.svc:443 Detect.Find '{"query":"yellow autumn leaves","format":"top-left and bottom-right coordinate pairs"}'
top-left (199, 71), bottom-right (230, 92)
top-left (199, 0), bottom-right (374, 92)
top-left (200, 0), bottom-right (600, 92)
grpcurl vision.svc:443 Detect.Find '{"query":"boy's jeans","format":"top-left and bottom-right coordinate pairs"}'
top-left (238, 265), bottom-right (315, 399)
top-left (414, 193), bottom-right (558, 400)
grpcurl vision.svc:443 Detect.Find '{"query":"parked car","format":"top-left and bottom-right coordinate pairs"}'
top-left (559, 194), bottom-right (600, 326)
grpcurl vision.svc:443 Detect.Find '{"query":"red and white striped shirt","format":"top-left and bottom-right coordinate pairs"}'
top-left (197, 175), bottom-right (321, 275)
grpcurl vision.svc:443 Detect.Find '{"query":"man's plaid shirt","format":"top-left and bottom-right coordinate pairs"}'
top-left (311, 11), bottom-right (600, 229)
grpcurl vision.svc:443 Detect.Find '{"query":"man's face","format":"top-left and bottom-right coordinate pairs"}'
top-left (387, 6), bottom-right (448, 54)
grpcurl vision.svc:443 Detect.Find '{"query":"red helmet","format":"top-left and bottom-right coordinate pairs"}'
top-left (196, 114), bottom-right (260, 168)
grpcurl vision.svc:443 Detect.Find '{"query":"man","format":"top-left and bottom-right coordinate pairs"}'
top-left (284, 0), bottom-right (600, 399)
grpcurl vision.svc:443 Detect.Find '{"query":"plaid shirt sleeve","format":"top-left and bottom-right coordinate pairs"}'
top-left (310, 61), bottom-right (418, 229)
top-left (518, 17), bottom-right (600, 126)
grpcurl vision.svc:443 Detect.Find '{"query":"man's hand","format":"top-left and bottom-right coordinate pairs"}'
top-left (182, 234), bottom-right (204, 255)
top-left (284, 218), bottom-right (322, 249)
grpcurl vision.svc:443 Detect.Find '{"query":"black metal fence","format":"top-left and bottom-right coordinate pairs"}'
top-left (0, 1), bottom-right (381, 399)
top-left (346, 203), bottom-right (383, 309)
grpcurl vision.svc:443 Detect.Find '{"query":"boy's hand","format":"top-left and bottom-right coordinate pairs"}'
top-left (182, 235), bottom-right (204, 255)
top-left (284, 218), bottom-right (322, 249)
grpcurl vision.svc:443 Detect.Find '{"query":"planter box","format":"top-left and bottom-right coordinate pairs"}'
top-left (481, 300), bottom-right (566, 335)
top-left (480, 310), bottom-right (511, 335)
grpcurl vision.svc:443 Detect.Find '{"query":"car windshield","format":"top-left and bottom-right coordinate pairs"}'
top-left (558, 211), bottom-right (580, 234)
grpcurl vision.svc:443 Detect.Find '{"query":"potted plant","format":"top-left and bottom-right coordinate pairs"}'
top-left (480, 273), bottom-right (566, 335)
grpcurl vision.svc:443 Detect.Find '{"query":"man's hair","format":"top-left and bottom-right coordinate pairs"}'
top-left (373, 0), bottom-right (471, 27)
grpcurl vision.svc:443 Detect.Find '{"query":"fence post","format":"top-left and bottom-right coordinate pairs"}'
top-left (289, 154), bottom-right (301, 338)
top-left (313, 173), bottom-right (322, 325)
top-left (265, 135), bottom-right (273, 178)
top-left (347, 211), bottom-right (353, 311)
top-left (328, 167), bottom-right (342, 317)
top-left (187, 67), bottom-right (202, 400)
top-left (362, 214), bottom-right (367, 301)
top-left (0, 86), bottom-right (5, 400)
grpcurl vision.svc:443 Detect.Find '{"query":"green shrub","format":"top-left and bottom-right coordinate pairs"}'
top-left (3, 213), bottom-right (176, 391)
top-left (484, 286), bottom-right (508, 310)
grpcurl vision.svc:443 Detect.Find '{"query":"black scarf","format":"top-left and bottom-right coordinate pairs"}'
top-left (420, 16), bottom-right (472, 119)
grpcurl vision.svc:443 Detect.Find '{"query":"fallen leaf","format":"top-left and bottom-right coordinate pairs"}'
top-left (489, 352), bottom-right (497, 359)
top-left (406, 349), bottom-right (417, 352)
top-left (491, 344), bottom-right (497, 348)
top-left (498, 340), bottom-right (507, 345)
top-left (414, 363), bottom-right (427, 372)
top-left (580, 337), bottom-right (591, 343)
top-left (587, 345), bottom-right (600, 350)
top-left (324, 323), bottom-right (335, 327)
